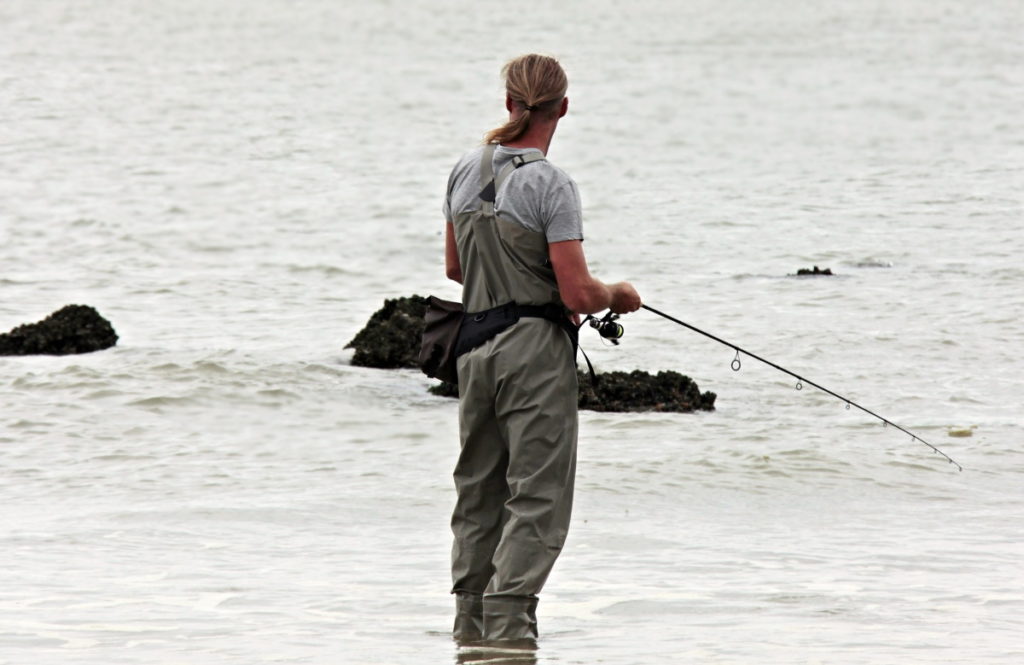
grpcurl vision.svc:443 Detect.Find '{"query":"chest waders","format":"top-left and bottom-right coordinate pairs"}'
top-left (449, 145), bottom-right (579, 643)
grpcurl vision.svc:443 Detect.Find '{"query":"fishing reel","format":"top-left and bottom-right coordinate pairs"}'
top-left (588, 311), bottom-right (624, 345)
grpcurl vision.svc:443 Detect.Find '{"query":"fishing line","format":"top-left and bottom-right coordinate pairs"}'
top-left (639, 304), bottom-right (963, 472)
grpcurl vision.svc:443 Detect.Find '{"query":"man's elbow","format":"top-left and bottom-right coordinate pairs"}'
top-left (446, 266), bottom-right (463, 284)
top-left (560, 292), bottom-right (586, 314)
top-left (561, 283), bottom-right (608, 315)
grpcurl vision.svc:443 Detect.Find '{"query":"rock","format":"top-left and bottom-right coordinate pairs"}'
top-left (345, 295), bottom-right (428, 369)
top-left (431, 370), bottom-right (716, 413)
top-left (0, 305), bottom-right (118, 356)
top-left (351, 296), bottom-right (716, 413)
top-left (578, 369), bottom-right (716, 412)
top-left (796, 266), bottom-right (833, 276)
top-left (428, 380), bottom-right (459, 399)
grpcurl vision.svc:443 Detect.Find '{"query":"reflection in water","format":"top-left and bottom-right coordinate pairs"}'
top-left (455, 637), bottom-right (538, 665)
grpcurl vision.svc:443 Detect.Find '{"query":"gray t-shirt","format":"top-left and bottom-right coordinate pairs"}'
top-left (442, 145), bottom-right (584, 243)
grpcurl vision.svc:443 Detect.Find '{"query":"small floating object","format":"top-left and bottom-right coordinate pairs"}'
top-left (851, 259), bottom-right (893, 268)
top-left (796, 266), bottom-right (833, 276)
top-left (947, 426), bottom-right (976, 438)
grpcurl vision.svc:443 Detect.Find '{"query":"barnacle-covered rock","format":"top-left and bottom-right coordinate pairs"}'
top-left (0, 305), bottom-right (118, 356)
top-left (577, 369), bottom-right (716, 412)
top-left (352, 296), bottom-right (716, 413)
top-left (431, 370), bottom-right (716, 413)
top-left (345, 295), bottom-right (428, 369)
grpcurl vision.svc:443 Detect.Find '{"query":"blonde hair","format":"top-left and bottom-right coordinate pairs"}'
top-left (484, 54), bottom-right (568, 145)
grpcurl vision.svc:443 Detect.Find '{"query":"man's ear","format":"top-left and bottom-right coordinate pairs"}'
top-left (559, 97), bottom-right (569, 118)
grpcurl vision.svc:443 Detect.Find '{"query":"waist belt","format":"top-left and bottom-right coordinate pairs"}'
top-left (454, 301), bottom-right (577, 358)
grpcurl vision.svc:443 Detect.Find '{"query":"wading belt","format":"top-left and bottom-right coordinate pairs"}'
top-left (454, 301), bottom-right (576, 358)
top-left (455, 301), bottom-right (597, 384)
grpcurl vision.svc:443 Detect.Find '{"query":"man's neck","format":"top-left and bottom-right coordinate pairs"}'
top-left (502, 120), bottom-right (557, 155)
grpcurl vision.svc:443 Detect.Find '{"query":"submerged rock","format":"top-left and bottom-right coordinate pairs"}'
top-left (345, 295), bottom-right (428, 369)
top-left (796, 266), bottom-right (833, 276)
top-left (0, 305), bottom-right (118, 356)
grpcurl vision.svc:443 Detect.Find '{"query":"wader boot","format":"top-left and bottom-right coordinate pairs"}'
top-left (452, 591), bottom-right (484, 643)
top-left (482, 595), bottom-right (539, 642)
top-left (449, 145), bottom-right (579, 642)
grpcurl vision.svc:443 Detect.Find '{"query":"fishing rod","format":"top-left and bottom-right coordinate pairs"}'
top-left (591, 305), bottom-right (963, 471)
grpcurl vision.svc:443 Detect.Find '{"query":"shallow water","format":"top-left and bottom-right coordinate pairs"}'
top-left (2, 1), bottom-right (1022, 663)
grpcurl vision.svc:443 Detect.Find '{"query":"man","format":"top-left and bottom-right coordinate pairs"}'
top-left (442, 53), bottom-right (641, 644)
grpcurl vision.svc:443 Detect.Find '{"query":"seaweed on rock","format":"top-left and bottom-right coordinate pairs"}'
top-left (795, 266), bottom-right (833, 276)
top-left (0, 305), bottom-right (118, 356)
top-left (349, 296), bottom-right (716, 413)
top-left (345, 295), bottom-right (428, 369)
top-left (431, 371), bottom-right (716, 413)
top-left (577, 369), bottom-right (716, 412)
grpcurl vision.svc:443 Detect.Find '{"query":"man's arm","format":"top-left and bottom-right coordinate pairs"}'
top-left (445, 221), bottom-right (462, 284)
top-left (548, 239), bottom-right (640, 315)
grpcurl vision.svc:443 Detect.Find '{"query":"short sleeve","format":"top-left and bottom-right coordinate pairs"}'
top-left (541, 180), bottom-right (584, 243)
top-left (442, 167), bottom-right (455, 222)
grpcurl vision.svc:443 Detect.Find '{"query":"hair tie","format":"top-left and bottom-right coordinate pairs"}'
top-left (524, 104), bottom-right (538, 112)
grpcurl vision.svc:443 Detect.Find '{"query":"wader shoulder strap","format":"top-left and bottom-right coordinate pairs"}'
top-left (494, 152), bottom-right (545, 193)
top-left (479, 144), bottom-right (497, 189)
top-left (478, 148), bottom-right (545, 211)
top-left (478, 144), bottom-right (497, 214)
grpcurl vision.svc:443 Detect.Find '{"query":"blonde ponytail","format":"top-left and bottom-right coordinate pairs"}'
top-left (484, 54), bottom-right (568, 145)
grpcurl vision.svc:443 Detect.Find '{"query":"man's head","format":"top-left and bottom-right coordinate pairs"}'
top-left (503, 54), bottom-right (568, 119)
top-left (486, 54), bottom-right (568, 145)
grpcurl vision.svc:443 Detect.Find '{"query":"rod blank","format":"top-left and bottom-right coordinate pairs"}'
top-left (641, 304), bottom-right (963, 472)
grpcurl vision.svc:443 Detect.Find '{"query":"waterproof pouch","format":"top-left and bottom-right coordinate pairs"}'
top-left (419, 296), bottom-right (463, 384)
top-left (455, 303), bottom-right (521, 357)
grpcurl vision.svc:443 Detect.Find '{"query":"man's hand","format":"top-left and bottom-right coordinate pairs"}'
top-left (609, 282), bottom-right (641, 314)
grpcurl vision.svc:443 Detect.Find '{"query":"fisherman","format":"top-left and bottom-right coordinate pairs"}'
top-left (442, 54), bottom-right (642, 643)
